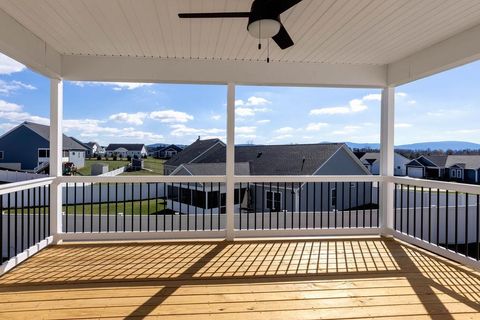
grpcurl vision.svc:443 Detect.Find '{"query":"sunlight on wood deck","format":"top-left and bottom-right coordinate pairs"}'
top-left (0, 238), bottom-right (479, 319)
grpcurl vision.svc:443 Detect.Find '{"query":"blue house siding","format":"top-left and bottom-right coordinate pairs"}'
top-left (0, 126), bottom-right (48, 170)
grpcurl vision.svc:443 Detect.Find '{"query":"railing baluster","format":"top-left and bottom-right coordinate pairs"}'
top-left (139, 183), bottom-right (142, 232)
top-left (320, 182), bottom-right (324, 228)
top-left (147, 183), bottom-right (150, 232)
top-left (306, 182), bottom-right (309, 229)
top-left (262, 182), bottom-right (265, 230)
top-left (123, 183), bottom-right (126, 233)
top-left (437, 189), bottom-right (440, 246)
top-left (210, 182), bottom-right (213, 231)
top-left (445, 190), bottom-right (449, 249)
top-left (413, 186), bottom-right (417, 238)
top-left (369, 182), bottom-right (372, 228)
top-left (406, 185), bottom-right (410, 235)
top-left (202, 183), bottom-right (205, 231)
top-left (14, 191), bottom-right (18, 255)
top-left (476, 194), bottom-right (479, 261)
top-left (131, 183), bottom-right (134, 232)
top-left (82, 183), bottom-right (86, 233)
top-left (155, 183), bottom-right (159, 232)
top-left (171, 183), bottom-right (174, 231)
top-left (115, 183), bottom-right (118, 233)
top-left (27, 188), bottom-right (31, 248)
top-left (428, 188), bottom-right (432, 243)
top-left (465, 193), bottom-right (469, 258)
top-left (327, 182), bottom-right (330, 229)
top-left (91, 182), bottom-right (94, 233)
top-left (376, 182), bottom-right (380, 227)
top-left (99, 183), bottom-right (102, 233)
top-left (362, 181), bottom-right (366, 228)
top-left (455, 191), bottom-right (458, 253)
top-left (291, 182), bottom-right (294, 230)
top-left (7, 193), bottom-right (11, 260)
top-left (217, 182), bottom-right (221, 230)
top-left (313, 182), bottom-right (316, 229)
top-left (187, 182), bottom-right (190, 231)
top-left (0, 194), bottom-right (3, 262)
top-left (195, 183), bottom-right (198, 231)
top-left (355, 182), bottom-right (359, 228)
top-left (298, 182), bottom-right (302, 229)
top-left (421, 187), bottom-right (424, 240)
top-left (33, 187), bottom-right (37, 244)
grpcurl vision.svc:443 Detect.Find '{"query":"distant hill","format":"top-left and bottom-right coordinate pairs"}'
top-left (146, 143), bottom-right (187, 150)
top-left (396, 141), bottom-right (480, 151)
top-left (345, 142), bottom-right (380, 150)
top-left (344, 141), bottom-right (480, 151)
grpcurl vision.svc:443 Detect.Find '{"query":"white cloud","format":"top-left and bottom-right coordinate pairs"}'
top-left (0, 100), bottom-right (49, 125)
top-left (407, 100), bottom-right (416, 105)
top-left (169, 124), bottom-right (225, 137)
top-left (305, 122), bottom-right (329, 131)
top-left (268, 134), bottom-right (293, 142)
top-left (235, 107), bottom-right (255, 117)
top-left (396, 92), bottom-right (407, 98)
top-left (211, 114), bottom-right (221, 120)
top-left (310, 107), bottom-right (350, 115)
top-left (0, 80), bottom-right (36, 95)
top-left (309, 93), bottom-right (379, 116)
top-left (0, 54), bottom-right (26, 74)
top-left (149, 110), bottom-right (193, 123)
top-left (109, 112), bottom-right (147, 125)
top-left (235, 126), bottom-right (256, 135)
top-left (235, 96), bottom-right (270, 107)
top-left (395, 123), bottom-right (412, 128)
top-left (256, 119), bottom-right (270, 125)
top-left (71, 81), bottom-right (153, 91)
top-left (0, 100), bottom-right (23, 112)
top-left (332, 125), bottom-right (361, 135)
top-left (275, 127), bottom-right (294, 135)
top-left (363, 93), bottom-right (381, 101)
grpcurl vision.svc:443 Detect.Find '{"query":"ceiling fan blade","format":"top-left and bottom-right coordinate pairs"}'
top-left (272, 24), bottom-right (294, 49)
top-left (268, 0), bottom-right (303, 15)
top-left (178, 12), bottom-right (250, 18)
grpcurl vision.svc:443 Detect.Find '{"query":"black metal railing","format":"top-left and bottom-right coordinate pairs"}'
top-left (62, 182), bottom-right (225, 232)
top-left (236, 181), bottom-right (380, 230)
top-left (394, 183), bottom-right (480, 261)
top-left (1, 184), bottom-right (50, 263)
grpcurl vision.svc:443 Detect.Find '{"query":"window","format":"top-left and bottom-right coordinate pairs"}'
top-left (63, 150), bottom-right (69, 157)
top-left (38, 149), bottom-right (49, 158)
top-left (330, 188), bottom-right (337, 208)
top-left (0, 151), bottom-right (3, 160)
top-left (266, 191), bottom-right (281, 212)
top-left (451, 170), bottom-right (456, 178)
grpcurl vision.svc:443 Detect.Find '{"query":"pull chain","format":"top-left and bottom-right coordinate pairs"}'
top-left (258, 20), bottom-right (262, 50)
top-left (267, 38), bottom-right (270, 63)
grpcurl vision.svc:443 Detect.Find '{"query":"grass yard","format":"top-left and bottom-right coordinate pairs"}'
top-left (64, 198), bottom-right (167, 215)
top-left (77, 159), bottom-right (129, 176)
top-left (2, 199), bottom-right (167, 216)
top-left (77, 158), bottom-right (165, 176)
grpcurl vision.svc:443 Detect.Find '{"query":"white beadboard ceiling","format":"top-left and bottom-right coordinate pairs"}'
top-left (1, 0), bottom-right (480, 66)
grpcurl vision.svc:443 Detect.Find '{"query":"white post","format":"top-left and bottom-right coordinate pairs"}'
top-left (49, 79), bottom-right (63, 240)
top-left (379, 87), bottom-right (395, 235)
top-left (225, 83), bottom-right (235, 240)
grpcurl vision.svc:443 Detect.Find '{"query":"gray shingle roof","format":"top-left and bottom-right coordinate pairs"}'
top-left (165, 139), bottom-right (224, 167)
top-left (445, 155), bottom-right (480, 170)
top-left (169, 140), bottom-right (346, 175)
top-left (23, 122), bottom-right (87, 150)
top-left (175, 162), bottom-right (250, 175)
top-left (106, 143), bottom-right (145, 151)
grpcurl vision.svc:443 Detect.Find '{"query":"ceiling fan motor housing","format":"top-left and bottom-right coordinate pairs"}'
top-left (247, 1), bottom-right (281, 39)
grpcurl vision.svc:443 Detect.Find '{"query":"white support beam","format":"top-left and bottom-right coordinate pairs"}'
top-left (379, 87), bottom-right (395, 235)
top-left (0, 9), bottom-right (61, 79)
top-left (225, 83), bottom-right (235, 241)
top-left (388, 23), bottom-right (480, 86)
top-left (49, 79), bottom-right (63, 239)
top-left (62, 55), bottom-right (387, 88)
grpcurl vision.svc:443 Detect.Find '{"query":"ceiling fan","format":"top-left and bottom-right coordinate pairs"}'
top-left (178, 0), bottom-right (302, 50)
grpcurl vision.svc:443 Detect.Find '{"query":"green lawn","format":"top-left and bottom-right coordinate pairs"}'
top-left (2, 199), bottom-right (167, 215)
top-left (77, 158), bottom-right (165, 176)
top-left (77, 159), bottom-right (129, 176)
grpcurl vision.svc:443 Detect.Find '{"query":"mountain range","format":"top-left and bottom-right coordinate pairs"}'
top-left (345, 141), bottom-right (480, 151)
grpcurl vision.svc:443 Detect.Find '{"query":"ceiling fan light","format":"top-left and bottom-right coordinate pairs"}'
top-left (247, 19), bottom-right (281, 39)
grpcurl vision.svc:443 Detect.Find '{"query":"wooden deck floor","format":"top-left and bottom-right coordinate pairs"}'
top-left (0, 237), bottom-right (479, 319)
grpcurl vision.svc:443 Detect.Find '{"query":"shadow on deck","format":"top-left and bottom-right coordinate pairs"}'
top-left (0, 237), bottom-right (479, 319)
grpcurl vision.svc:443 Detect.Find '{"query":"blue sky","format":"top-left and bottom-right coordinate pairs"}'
top-left (1, 52), bottom-right (480, 146)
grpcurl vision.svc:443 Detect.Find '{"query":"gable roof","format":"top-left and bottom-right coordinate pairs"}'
top-left (21, 122), bottom-right (87, 150)
top-left (157, 144), bottom-right (183, 152)
top-left (445, 155), bottom-right (480, 170)
top-left (168, 141), bottom-right (367, 176)
top-left (165, 139), bottom-right (224, 167)
top-left (173, 162), bottom-right (250, 176)
top-left (85, 141), bottom-right (100, 148)
top-left (106, 143), bottom-right (145, 151)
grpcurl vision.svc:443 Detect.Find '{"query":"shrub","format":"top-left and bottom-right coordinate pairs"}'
top-left (96, 155), bottom-right (101, 160)
top-left (127, 155), bottom-right (132, 161)
top-left (113, 155), bottom-right (117, 161)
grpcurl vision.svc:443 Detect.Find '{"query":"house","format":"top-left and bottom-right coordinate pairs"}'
top-left (153, 144), bottom-right (183, 159)
top-left (164, 138), bottom-right (225, 175)
top-left (406, 154), bottom-right (480, 183)
top-left (166, 140), bottom-right (373, 214)
top-left (105, 144), bottom-right (147, 158)
top-left (356, 151), bottom-right (410, 176)
top-left (0, 121), bottom-right (87, 171)
top-left (84, 141), bottom-right (103, 157)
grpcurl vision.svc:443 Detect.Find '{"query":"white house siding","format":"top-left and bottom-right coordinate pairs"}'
top-left (407, 166), bottom-right (424, 178)
top-left (68, 150), bottom-right (85, 169)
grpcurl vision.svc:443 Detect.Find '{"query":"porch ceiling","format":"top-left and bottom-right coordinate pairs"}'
top-left (1, 0), bottom-right (480, 86)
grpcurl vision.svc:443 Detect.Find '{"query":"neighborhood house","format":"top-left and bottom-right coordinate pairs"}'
top-left (356, 151), bottom-right (410, 176)
top-left (105, 144), bottom-right (147, 158)
top-left (164, 139), bottom-right (375, 215)
top-left (0, 121), bottom-right (87, 172)
top-left (406, 154), bottom-right (480, 183)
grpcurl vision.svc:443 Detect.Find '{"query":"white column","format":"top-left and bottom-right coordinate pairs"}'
top-left (49, 79), bottom-right (63, 239)
top-left (225, 83), bottom-right (235, 240)
top-left (379, 87), bottom-right (395, 235)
